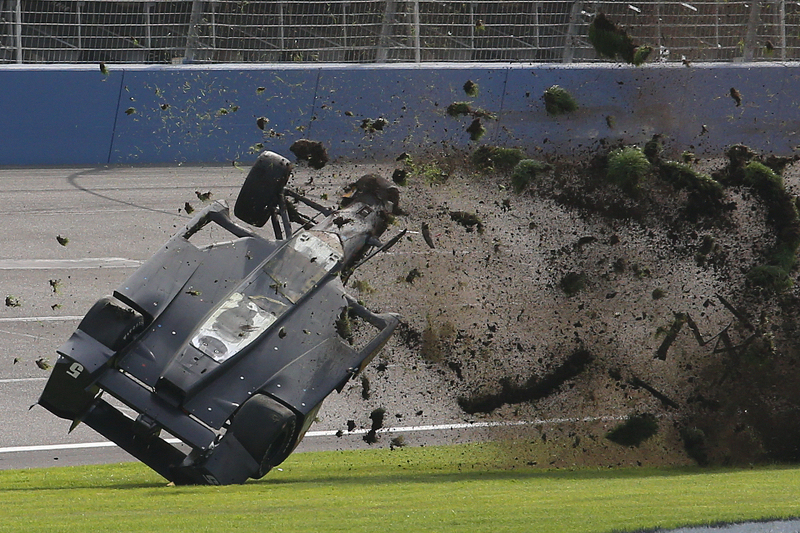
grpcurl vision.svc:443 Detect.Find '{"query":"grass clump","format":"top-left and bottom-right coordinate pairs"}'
top-left (463, 79), bottom-right (479, 97)
top-left (543, 85), bottom-right (577, 115)
top-left (510, 159), bottom-right (553, 193)
top-left (658, 161), bottom-right (723, 199)
top-left (606, 412), bottom-right (659, 447)
top-left (606, 146), bottom-right (651, 194)
top-left (471, 145), bottom-right (526, 172)
top-left (588, 13), bottom-right (652, 65)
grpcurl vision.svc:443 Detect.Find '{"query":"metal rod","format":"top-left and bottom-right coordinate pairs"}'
top-left (780, 0), bottom-right (787, 60)
top-left (562, 1), bottom-right (582, 64)
top-left (14, 0), bottom-right (21, 63)
top-left (413, 0), bottom-right (420, 63)
top-left (184, 0), bottom-right (204, 63)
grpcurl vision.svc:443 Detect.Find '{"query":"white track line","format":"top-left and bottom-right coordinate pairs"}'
top-left (0, 316), bottom-right (83, 323)
top-left (0, 258), bottom-right (141, 270)
top-left (0, 416), bottom-right (625, 455)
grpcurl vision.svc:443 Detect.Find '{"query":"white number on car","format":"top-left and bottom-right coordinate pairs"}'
top-left (66, 362), bottom-right (84, 379)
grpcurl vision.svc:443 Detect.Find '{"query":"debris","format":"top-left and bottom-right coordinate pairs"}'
top-left (256, 116), bottom-right (268, 130)
top-left (655, 312), bottom-right (688, 360)
top-left (404, 268), bottom-right (422, 283)
top-left (605, 413), bottom-right (659, 447)
top-left (606, 146), bottom-right (651, 194)
top-left (347, 420), bottom-right (356, 432)
top-left (195, 191), bottom-right (212, 202)
top-left (256, 86), bottom-right (266, 94)
top-left (458, 349), bottom-right (593, 414)
top-left (471, 146), bottom-right (525, 172)
top-left (449, 211), bottom-right (484, 233)
top-left (125, 107), bottom-right (135, 116)
top-left (421, 222), bottom-right (435, 249)
top-left (360, 117), bottom-right (388, 133)
top-left (390, 435), bottom-right (406, 450)
top-left (363, 407), bottom-right (386, 444)
top-left (463, 80), bottom-right (479, 97)
top-left (56, 235), bottom-right (69, 246)
top-left (511, 159), bottom-right (553, 193)
top-left (730, 87), bottom-right (742, 107)
top-left (543, 85), bottom-right (577, 115)
top-left (5, 296), bottom-right (21, 307)
top-left (560, 271), bottom-right (586, 297)
top-left (588, 12), bottom-right (638, 64)
top-left (360, 374), bottom-right (371, 400)
top-left (185, 289), bottom-right (201, 296)
top-left (290, 139), bottom-right (329, 170)
top-left (391, 168), bottom-right (408, 185)
top-left (99, 62), bottom-right (109, 75)
top-left (184, 202), bottom-right (195, 214)
top-left (628, 377), bottom-right (680, 409)
top-left (49, 279), bottom-right (62, 294)
top-left (466, 118), bottom-right (486, 141)
top-left (632, 45), bottom-right (653, 66)
top-left (35, 357), bottom-right (51, 371)
top-left (160, 103), bottom-right (170, 110)
top-left (446, 102), bottom-right (495, 119)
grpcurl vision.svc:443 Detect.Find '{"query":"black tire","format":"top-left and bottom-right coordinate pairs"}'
top-left (78, 296), bottom-right (145, 351)
top-left (234, 151), bottom-right (292, 227)
top-left (230, 394), bottom-right (297, 478)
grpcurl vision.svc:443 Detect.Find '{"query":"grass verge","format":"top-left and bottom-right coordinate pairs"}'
top-left (1, 442), bottom-right (799, 532)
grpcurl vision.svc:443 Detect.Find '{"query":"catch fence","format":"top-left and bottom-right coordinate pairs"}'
top-left (1, 1), bottom-right (797, 64)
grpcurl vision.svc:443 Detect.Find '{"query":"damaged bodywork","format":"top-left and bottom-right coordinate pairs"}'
top-left (38, 151), bottom-right (403, 485)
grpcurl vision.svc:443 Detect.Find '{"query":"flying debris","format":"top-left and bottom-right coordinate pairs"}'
top-left (99, 62), bottom-right (109, 76)
top-left (56, 235), bottom-right (69, 246)
top-left (38, 150), bottom-right (404, 485)
top-left (730, 87), bottom-right (742, 107)
top-left (195, 190), bottom-right (212, 201)
top-left (421, 222), bottom-right (435, 249)
top-left (35, 358), bottom-right (51, 370)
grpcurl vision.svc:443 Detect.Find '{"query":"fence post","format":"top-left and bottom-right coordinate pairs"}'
top-left (413, 0), bottom-right (420, 63)
top-left (742, 1), bottom-right (761, 60)
top-left (376, 0), bottom-right (395, 62)
top-left (14, 0), bottom-right (21, 63)
top-left (780, 0), bottom-right (787, 60)
top-left (562, 1), bottom-right (583, 63)
top-left (184, 0), bottom-right (204, 63)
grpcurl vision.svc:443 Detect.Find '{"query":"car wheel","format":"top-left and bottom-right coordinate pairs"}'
top-left (78, 296), bottom-right (145, 351)
top-left (230, 394), bottom-right (297, 478)
top-left (234, 151), bottom-right (292, 227)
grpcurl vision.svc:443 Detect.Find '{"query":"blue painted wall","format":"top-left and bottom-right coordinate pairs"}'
top-left (1, 62), bottom-right (799, 166)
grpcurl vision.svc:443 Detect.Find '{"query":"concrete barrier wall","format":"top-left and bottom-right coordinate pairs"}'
top-left (2, 62), bottom-right (799, 166)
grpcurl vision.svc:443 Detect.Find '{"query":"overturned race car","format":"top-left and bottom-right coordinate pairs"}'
top-left (38, 151), bottom-right (404, 485)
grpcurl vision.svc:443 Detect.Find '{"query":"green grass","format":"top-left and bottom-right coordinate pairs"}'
top-left (1, 443), bottom-right (799, 532)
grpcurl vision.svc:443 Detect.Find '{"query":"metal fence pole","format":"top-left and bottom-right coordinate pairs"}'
top-left (376, 0), bottom-right (395, 62)
top-left (742, 1), bottom-right (761, 60)
top-left (780, 0), bottom-right (787, 60)
top-left (14, 0), bottom-right (21, 63)
top-left (413, 0), bottom-right (420, 63)
top-left (562, 1), bottom-right (582, 63)
top-left (76, 2), bottom-right (83, 59)
top-left (184, 0), bottom-right (204, 63)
